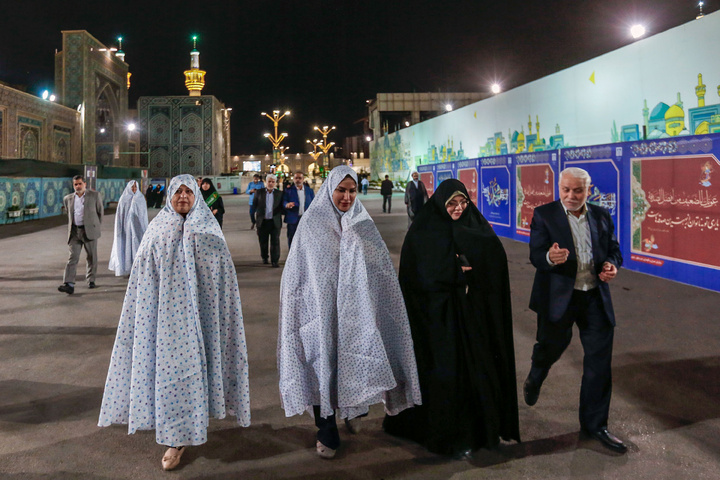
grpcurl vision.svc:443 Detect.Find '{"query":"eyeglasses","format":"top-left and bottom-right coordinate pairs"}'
top-left (447, 200), bottom-right (468, 209)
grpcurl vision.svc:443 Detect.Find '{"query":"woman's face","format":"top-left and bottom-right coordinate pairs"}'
top-left (201, 182), bottom-right (210, 191)
top-left (171, 184), bottom-right (195, 217)
top-left (332, 176), bottom-right (357, 212)
top-left (446, 194), bottom-right (468, 220)
top-left (131, 183), bottom-right (137, 193)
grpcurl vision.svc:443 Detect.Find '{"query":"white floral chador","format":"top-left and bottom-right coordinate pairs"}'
top-left (278, 165), bottom-right (421, 420)
top-left (99, 174), bottom-right (251, 446)
top-left (108, 180), bottom-right (149, 276)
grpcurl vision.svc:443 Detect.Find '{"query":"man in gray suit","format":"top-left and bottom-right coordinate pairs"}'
top-left (58, 175), bottom-right (104, 294)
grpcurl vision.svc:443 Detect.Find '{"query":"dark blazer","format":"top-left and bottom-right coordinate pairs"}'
top-left (254, 188), bottom-right (284, 229)
top-left (282, 184), bottom-right (315, 224)
top-left (380, 179), bottom-right (394, 196)
top-left (528, 200), bottom-right (622, 325)
top-left (63, 190), bottom-right (104, 241)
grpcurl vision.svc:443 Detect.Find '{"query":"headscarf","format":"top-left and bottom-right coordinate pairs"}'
top-left (108, 180), bottom-right (148, 276)
top-left (99, 174), bottom-right (250, 446)
top-left (278, 165), bottom-right (421, 420)
top-left (399, 178), bottom-right (520, 446)
top-left (200, 178), bottom-right (220, 208)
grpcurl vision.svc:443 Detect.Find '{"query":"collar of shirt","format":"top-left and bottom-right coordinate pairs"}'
top-left (561, 201), bottom-right (587, 219)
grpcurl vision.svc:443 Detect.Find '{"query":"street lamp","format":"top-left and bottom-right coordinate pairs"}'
top-left (491, 83), bottom-right (502, 94)
top-left (313, 125), bottom-right (336, 175)
top-left (261, 110), bottom-right (290, 163)
top-left (630, 24), bottom-right (646, 39)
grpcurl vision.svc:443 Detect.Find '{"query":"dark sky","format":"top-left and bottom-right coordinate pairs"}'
top-left (1, 0), bottom-right (714, 155)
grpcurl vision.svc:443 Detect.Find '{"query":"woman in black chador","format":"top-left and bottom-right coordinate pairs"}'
top-left (383, 178), bottom-right (520, 457)
top-left (200, 178), bottom-right (225, 228)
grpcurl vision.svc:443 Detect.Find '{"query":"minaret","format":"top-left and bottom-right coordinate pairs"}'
top-left (642, 99), bottom-right (650, 133)
top-left (115, 37), bottom-right (131, 89)
top-left (528, 115), bottom-right (533, 135)
top-left (535, 115), bottom-right (540, 143)
top-left (696, 73), bottom-right (706, 107)
top-left (184, 35), bottom-right (206, 96)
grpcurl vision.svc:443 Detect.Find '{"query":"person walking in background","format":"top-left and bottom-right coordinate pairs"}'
top-left (523, 167), bottom-right (626, 453)
top-left (145, 184), bottom-right (155, 209)
top-left (383, 179), bottom-right (520, 457)
top-left (361, 175), bottom-right (369, 195)
top-left (58, 175), bottom-right (103, 294)
top-left (278, 165), bottom-right (421, 459)
top-left (108, 180), bottom-right (148, 277)
top-left (152, 184), bottom-right (164, 208)
top-left (98, 174), bottom-right (251, 471)
top-left (200, 178), bottom-right (225, 228)
top-left (245, 174), bottom-right (264, 230)
top-left (381, 175), bottom-right (394, 213)
top-left (283, 171), bottom-right (315, 250)
top-left (404, 171), bottom-right (428, 227)
top-left (254, 174), bottom-right (283, 267)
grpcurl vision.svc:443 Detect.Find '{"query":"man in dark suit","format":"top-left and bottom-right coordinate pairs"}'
top-left (404, 171), bottom-right (428, 227)
top-left (282, 171), bottom-right (314, 250)
top-left (58, 175), bottom-right (104, 294)
top-left (380, 175), bottom-right (394, 213)
top-left (255, 174), bottom-right (284, 267)
top-left (524, 167), bottom-right (626, 453)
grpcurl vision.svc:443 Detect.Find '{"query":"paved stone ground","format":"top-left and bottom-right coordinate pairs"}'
top-left (0, 192), bottom-right (718, 479)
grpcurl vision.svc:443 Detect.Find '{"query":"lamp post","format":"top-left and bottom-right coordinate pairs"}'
top-left (262, 110), bottom-right (290, 164)
top-left (313, 125), bottom-right (336, 176)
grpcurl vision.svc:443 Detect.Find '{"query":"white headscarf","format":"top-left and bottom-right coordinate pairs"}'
top-left (108, 180), bottom-right (148, 276)
top-left (99, 174), bottom-right (250, 446)
top-left (278, 165), bottom-right (421, 420)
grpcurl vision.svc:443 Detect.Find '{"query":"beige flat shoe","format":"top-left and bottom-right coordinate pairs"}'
top-left (316, 441), bottom-right (336, 459)
top-left (345, 416), bottom-right (362, 434)
top-left (161, 446), bottom-right (185, 470)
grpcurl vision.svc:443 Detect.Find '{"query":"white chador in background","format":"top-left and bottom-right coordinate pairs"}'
top-left (98, 174), bottom-right (250, 471)
top-left (108, 180), bottom-right (148, 276)
top-left (278, 165), bottom-right (421, 458)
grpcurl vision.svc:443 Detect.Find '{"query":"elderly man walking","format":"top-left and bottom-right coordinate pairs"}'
top-left (404, 171), bottom-right (428, 227)
top-left (58, 175), bottom-right (103, 294)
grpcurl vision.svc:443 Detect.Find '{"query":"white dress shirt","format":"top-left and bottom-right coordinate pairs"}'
top-left (74, 193), bottom-right (86, 226)
top-left (297, 186), bottom-right (306, 216)
top-left (547, 203), bottom-right (597, 291)
top-left (264, 189), bottom-right (275, 220)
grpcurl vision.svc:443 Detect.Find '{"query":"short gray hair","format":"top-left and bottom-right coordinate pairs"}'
top-left (266, 174), bottom-right (277, 182)
top-left (560, 167), bottom-right (591, 187)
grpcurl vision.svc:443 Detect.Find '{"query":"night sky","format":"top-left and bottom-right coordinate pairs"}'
top-left (1, 0), bottom-right (714, 155)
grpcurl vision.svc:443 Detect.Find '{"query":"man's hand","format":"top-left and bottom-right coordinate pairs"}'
top-left (286, 202), bottom-right (296, 209)
top-left (599, 262), bottom-right (617, 282)
top-left (548, 242), bottom-right (570, 265)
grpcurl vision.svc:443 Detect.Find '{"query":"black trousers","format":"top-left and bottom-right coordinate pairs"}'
top-left (257, 220), bottom-right (281, 263)
top-left (530, 288), bottom-right (614, 432)
top-left (313, 406), bottom-right (340, 449)
top-left (286, 222), bottom-right (299, 250)
top-left (383, 194), bottom-right (392, 212)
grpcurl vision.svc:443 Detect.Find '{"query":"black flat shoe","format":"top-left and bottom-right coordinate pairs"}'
top-left (523, 376), bottom-right (541, 406)
top-left (88, 282), bottom-right (97, 289)
top-left (262, 259), bottom-right (269, 264)
top-left (58, 283), bottom-right (74, 294)
top-left (272, 263), bottom-right (280, 268)
top-left (584, 428), bottom-right (627, 454)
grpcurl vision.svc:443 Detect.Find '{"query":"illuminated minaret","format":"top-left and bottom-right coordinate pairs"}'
top-left (184, 35), bottom-right (206, 96)
top-left (696, 73), bottom-right (706, 107)
top-left (115, 36), bottom-right (131, 89)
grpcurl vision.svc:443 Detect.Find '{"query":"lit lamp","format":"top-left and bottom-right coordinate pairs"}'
top-left (313, 125), bottom-right (336, 175)
top-left (262, 110), bottom-right (290, 163)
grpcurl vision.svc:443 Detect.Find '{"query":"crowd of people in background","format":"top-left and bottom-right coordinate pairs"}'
top-left (54, 165), bottom-right (625, 471)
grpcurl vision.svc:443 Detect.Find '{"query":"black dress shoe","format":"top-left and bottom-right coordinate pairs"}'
top-left (262, 259), bottom-right (269, 264)
top-left (271, 263), bottom-right (280, 268)
top-left (58, 283), bottom-right (74, 294)
top-left (584, 428), bottom-right (627, 454)
top-left (88, 282), bottom-right (97, 289)
top-left (523, 376), bottom-right (541, 406)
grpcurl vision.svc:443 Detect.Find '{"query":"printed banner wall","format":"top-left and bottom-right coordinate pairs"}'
top-left (419, 132), bottom-right (720, 292)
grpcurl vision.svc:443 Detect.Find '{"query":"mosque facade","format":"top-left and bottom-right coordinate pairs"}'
top-left (138, 40), bottom-right (231, 178)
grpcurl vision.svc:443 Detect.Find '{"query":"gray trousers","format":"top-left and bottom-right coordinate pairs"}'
top-left (63, 226), bottom-right (98, 285)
